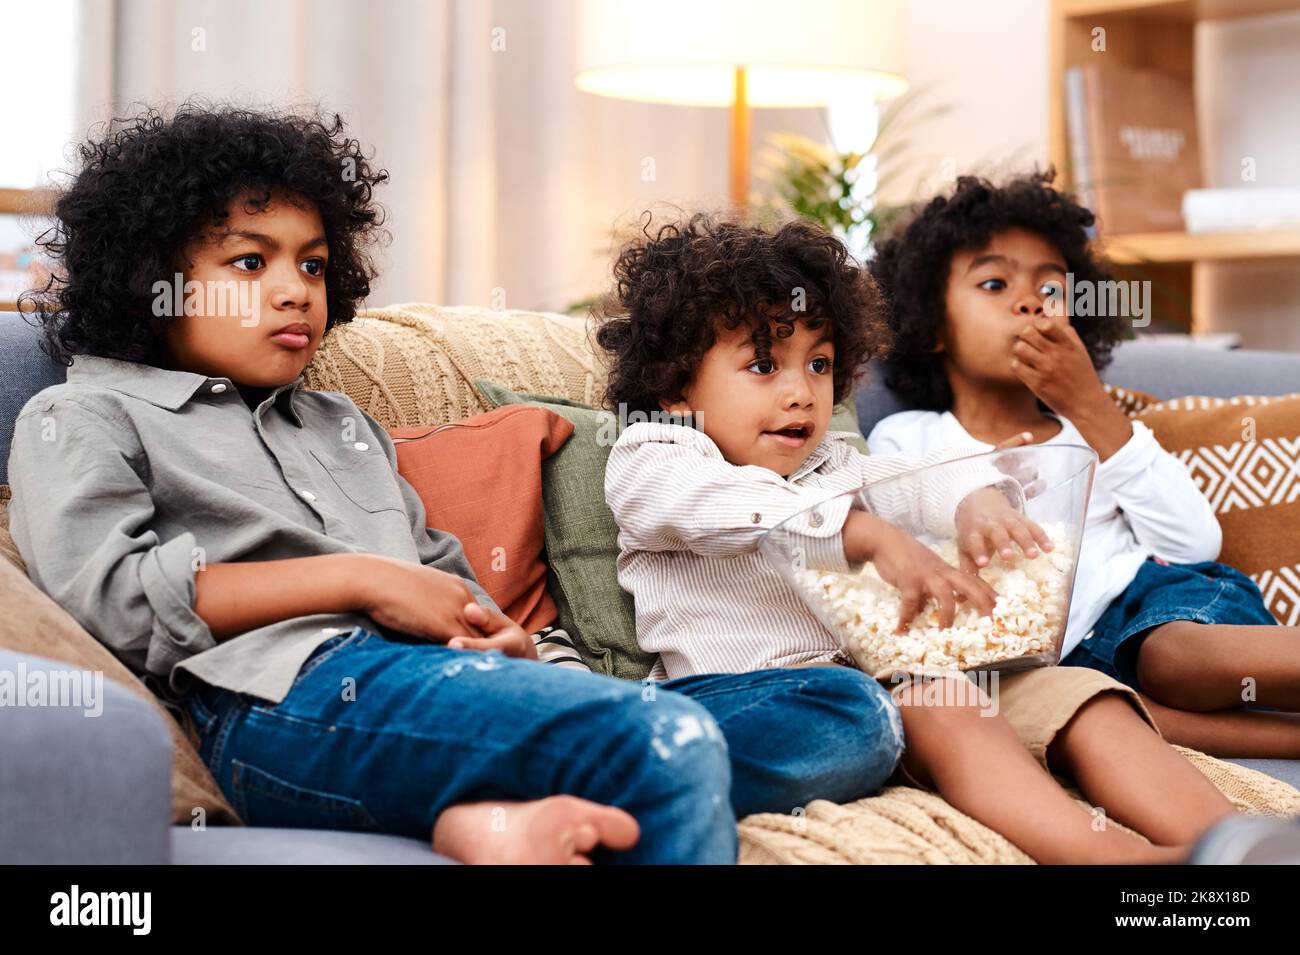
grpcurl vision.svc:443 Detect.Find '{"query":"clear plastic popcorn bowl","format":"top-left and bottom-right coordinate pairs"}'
top-left (759, 444), bottom-right (1098, 679)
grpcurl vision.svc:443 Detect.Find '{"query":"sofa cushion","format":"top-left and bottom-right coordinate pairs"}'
top-left (389, 405), bottom-right (573, 634)
top-left (1126, 391), bottom-right (1300, 627)
top-left (303, 304), bottom-right (606, 428)
top-left (475, 379), bottom-right (650, 680)
top-left (0, 486), bottom-right (239, 827)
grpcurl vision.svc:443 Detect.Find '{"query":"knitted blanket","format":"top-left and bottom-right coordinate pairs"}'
top-left (737, 747), bottom-right (1300, 864)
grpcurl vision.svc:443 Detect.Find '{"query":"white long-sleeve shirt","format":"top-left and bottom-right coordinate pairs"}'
top-left (867, 411), bottom-right (1222, 658)
top-left (605, 422), bottom-right (1019, 681)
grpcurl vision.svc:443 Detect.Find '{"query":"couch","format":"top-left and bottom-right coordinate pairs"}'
top-left (2, 306), bottom-right (1298, 864)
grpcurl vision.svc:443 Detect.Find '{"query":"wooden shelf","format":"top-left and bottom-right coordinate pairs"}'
top-left (0, 188), bottom-right (55, 216)
top-left (1099, 229), bottom-right (1300, 264)
top-left (1049, 0), bottom-right (1300, 331)
top-left (1059, 0), bottom-right (1300, 21)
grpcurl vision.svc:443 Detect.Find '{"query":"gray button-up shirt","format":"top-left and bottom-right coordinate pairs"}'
top-left (7, 355), bottom-right (496, 706)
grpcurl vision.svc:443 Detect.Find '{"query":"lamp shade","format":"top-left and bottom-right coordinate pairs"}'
top-left (574, 0), bottom-right (907, 108)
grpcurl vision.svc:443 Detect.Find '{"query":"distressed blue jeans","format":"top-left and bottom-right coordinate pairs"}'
top-left (183, 628), bottom-right (902, 863)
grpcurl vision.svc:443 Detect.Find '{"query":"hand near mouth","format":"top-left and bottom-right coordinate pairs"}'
top-left (1009, 318), bottom-right (1104, 419)
top-left (1010, 318), bottom-right (1134, 462)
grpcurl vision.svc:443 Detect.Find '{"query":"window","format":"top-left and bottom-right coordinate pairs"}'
top-left (0, 0), bottom-right (78, 308)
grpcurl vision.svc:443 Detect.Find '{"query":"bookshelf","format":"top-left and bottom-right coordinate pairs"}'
top-left (1049, 0), bottom-right (1300, 332)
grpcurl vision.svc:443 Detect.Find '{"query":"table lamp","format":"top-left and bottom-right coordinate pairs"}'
top-left (574, 0), bottom-right (908, 208)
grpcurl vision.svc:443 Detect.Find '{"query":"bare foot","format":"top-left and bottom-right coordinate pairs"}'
top-left (431, 795), bottom-right (640, 864)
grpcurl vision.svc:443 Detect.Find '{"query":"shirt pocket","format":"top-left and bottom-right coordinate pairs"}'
top-left (308, 445), bottom-right (407, 515)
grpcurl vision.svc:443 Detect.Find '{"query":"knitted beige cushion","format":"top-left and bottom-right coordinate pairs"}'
top-left (737, 746), bottom-right (1300, 864)
top-left (304, 303), bottom-right (607, 428)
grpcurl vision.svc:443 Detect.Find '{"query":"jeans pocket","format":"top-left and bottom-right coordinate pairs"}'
top-left (230, 759), bottom-right (385, 833)
top-left (185, 687), bottom-right (222, 736)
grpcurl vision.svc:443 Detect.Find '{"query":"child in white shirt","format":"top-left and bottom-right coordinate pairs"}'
top-left (868, 170), bottom-right (1296, 759)
top-left (598, 211), bottom-right (1237, 863)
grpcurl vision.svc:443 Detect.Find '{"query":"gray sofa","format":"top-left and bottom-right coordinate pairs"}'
top-left (2, 311), bottom-right (1297, 864)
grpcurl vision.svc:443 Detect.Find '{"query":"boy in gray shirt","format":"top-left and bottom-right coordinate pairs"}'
top-left (8, 105), bottom-right (900, 863)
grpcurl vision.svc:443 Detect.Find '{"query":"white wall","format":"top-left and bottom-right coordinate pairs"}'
top-left (487, 0), bottom-right (827, 314)
top-left (874, 0), bottom-right (1050, 208)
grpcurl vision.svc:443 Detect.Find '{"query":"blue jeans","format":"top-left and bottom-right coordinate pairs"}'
top-left (1062, 557), bottom-right (1278, 691)
top-left (184, 629), bottom-right (901, 863)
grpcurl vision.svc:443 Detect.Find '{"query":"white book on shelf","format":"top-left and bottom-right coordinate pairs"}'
top-left (1182, 188), bottom-right (1300, 234)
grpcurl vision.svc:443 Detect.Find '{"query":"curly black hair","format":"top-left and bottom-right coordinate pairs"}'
top-left (22, 102), bottom-right (389, 366)
top-left (594, 212), bottom-right (890, 417)
top-left (869, 170), bottom-right (1126, 411)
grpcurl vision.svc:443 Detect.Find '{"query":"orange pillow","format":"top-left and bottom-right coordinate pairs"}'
top-left (390, 406), bottom-right (573, 633)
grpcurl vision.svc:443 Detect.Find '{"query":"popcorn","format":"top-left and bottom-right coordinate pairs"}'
top-left (794, 524), bottom-right (1075, 678)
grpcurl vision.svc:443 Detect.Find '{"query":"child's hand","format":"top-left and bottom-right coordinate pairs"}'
top-left (356, 556), bottom-right (495, 645)
top-left (1010, 316), bottom-right (1109, 421)
top-left (1011, 316), bottom-right (1134, 462)
top-left (954, 486), bottom-right (1053, 573)
top-left (847, 512), bottom-right (997, 634)
top-left (449, 603), bottom-right (539, 660)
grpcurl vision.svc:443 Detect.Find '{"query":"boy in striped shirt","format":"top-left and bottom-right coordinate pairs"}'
top-left (597, 213), bottom-right (1237, 863)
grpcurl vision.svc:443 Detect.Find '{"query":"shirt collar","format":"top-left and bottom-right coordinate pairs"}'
top-left (619, 420), bottom-right (841, 483)
top-left (787, 432), bottom-right (839, 482)
top-left (65, 355), bottom-right (306, 427)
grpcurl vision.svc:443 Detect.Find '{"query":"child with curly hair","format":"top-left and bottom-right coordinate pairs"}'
top-left (7, 104), bottom-right (886, 865)
top-left (599, 211), bottom-right (1238, 863)
top-left (869, 170), bottom-right (1298, 759)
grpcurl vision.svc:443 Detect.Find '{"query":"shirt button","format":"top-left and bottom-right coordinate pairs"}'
top-left (810, 511), bottom-right (824, 528)
top-left (750, 512), bottom-right (762, 524)
top-left (353, 442), bottom-right (369, 451)
top-left (210, 383), bottom-right (227, 394)
top-left (299, 489), bottom-right (317, 502)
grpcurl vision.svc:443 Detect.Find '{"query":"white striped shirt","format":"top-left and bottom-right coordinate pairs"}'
top-left (605, 422), bottom-right (1016, 681)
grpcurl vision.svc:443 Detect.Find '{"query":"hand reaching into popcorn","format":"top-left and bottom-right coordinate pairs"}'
top-left (954, 485), bottom-right (1054, 576)
top-left (843, 510), bottom-right (998, 634)
top-left (842, 432), bottom-right (1052, 634)
top-left (957, 430), bottom-right (1054, 574)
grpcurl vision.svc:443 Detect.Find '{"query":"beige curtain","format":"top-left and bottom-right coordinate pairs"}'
top-left (73, 0), bottom-right (825, 312)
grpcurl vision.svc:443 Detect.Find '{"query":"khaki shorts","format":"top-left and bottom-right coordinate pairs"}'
top-left (884, 666), bottom-right (1161, 791)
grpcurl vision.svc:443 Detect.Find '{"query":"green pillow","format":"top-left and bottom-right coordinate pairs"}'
top-left (474, 378), bottom-right (867, 681)
top-left (829, 404), bottom-right (869, 454)
top-left (475, 379), bottom-right (652, 680)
